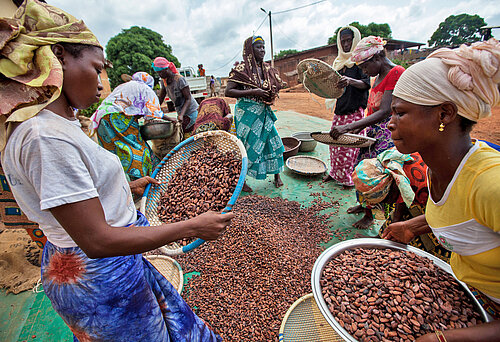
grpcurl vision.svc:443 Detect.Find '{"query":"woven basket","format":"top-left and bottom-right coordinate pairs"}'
top-left (297, 59), bottom-right (344, 99)
top-left (286, 156), bottom-right (327, 176)
top-left (310, 132), bottom-right (376, 148)
top-left (145, 255), bottom-right (183, 294)
top-left (140, 130), bottom-right (248, 255)
top-left (279, 293), bottom-right (344, 342)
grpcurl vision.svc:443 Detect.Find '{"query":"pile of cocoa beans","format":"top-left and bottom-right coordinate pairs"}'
top-left (321, 248), bottom-right (483, 342)
top-left (157, 142), bottom-right (241, 245)
top-left (176, 195), bottom-right (335, 341)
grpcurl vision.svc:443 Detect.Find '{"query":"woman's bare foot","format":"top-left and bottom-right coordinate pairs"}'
top-left (347, 204), bottom-right (365, 214)
top-left (274, 174), bottom-right (283, 188)
top-left (322, 174), bottom-right (333, 183)
top-left (342, 184), bottom-right (355, 190)
top-left (352, 209), bottom-right (373, 229)
top-left (242, 182), bottom-right (253, 192)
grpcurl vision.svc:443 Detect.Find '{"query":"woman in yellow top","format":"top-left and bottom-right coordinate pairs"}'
top-left (383, 39), bottom-right (500, 341)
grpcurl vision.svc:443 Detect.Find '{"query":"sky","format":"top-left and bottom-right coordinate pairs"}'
top-left (51, 0), bottom-right (499, 77)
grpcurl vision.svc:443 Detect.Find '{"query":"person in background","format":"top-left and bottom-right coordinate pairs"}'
top-left (198, 64), bottom-right (206, 77)
top-left (225, 35), bottom-right (285, 192)
top-left (154, 57), bottom-right (199, 138)
top-left (192, 97), bottom-right (233, 135)
top-left (0, 1), bottom-right (231, 340)
top-left (90, 71), bottom-right (161, 180)
top-left (323, 25), bottom-right (370, 188)
top-left (352, 148), bottom-right (451, 263)
top-left (210, 75), bottom-right (216, 97)
top-left (331, 36), bottom-right (405, 228)
top-left (382, 39), bottom-right (500, 340)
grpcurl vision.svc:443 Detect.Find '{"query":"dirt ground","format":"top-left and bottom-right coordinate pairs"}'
top-left (224, 90), bottom-right (500, 145)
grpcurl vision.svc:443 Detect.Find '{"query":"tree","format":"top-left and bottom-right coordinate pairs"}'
top-left (105, 26), bottom-right (180, 88)
top-left (274, 49), bottom-right (300, 59)
top-left (428, 14), bottom-right (486, 47)
top-left (328, 22), bottom-right (392, 45)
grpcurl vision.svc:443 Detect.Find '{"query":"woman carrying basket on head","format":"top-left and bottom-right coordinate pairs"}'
top-left (331, 36), bottom-right (405, 229)
top-left (322, 25), bottom-right (370, 188)
top-left (0, 1), bottom-right (231, 341)
top-left (382, 39), bottom-right (500, 341)
top-left (225, 35), bottom-right (286, 192)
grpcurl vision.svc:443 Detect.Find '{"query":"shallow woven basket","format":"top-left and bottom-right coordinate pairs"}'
top-left (140, 130), bottom-right (248, 255)
top-left (297, 59), bottom-right (344, 99)
top-left (286, 156), bottom-right (327, 176)
top-left (279, 293), bottom-right (344, 342)
top-left (310, 132), bottom-right (376, 148)
top-left (145, 255), bottom-right (183, 294)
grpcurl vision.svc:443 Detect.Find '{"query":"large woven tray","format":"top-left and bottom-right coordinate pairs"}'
top-left (286, 156), bottom-right (327, 176)
top-left (311, 238), bottom-right (493, 342)
top-left (279, 293), bottom-right (344, 342)
top-left (310, 132), bottom-right (376, 148)
top-left (145, 255), bottom-right (183, 294)
top-left (140, 130), bottom-right (248, 255)
top-left (297, 58), bottom-right (344, 99)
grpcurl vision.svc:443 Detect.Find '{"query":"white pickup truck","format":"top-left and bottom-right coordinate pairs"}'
top-left (163, 66), bottom-right (209, 112)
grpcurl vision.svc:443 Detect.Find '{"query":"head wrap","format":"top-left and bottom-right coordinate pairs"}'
top-left (132, 72), bottom-right (154, 89)
top-left (228, 36), bottom-right (283, 105)
top-left (353, 148), bottom-right (416, 208)
top-left (0, 0), bottom-right (101, 150)
top-left (393, 39), bottom-right (500, 122)
top-left (252, 36), bottom-right (264, 44)
top-left (333, 26), bottom-right (362, 71)
top-left (152, 57), bottom-right (178, 74)
top-left (351, 36), bottom-right (387, 65)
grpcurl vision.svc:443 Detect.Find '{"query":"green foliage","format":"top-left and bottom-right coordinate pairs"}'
top-left (328, 22), bottom-right (392, 45)
top-left (391, 59), bottom-right (411, 69)
top-left (274, 49), bottom-right (300, 59)
top-left (105, 26), bottom-right (180, 88)
top-left (428, 14), bottom-right (486, 47)
top-left (79, 98), bottom-right (103, 117)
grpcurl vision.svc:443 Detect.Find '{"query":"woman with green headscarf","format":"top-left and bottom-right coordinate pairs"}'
top-left (0, 1), bottom-right (230, 340)
top-left (225, 35), bottom-right (285, 192)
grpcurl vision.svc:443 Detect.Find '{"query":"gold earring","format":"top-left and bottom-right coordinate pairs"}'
top-left (439, 122), bottom-right (445, 132)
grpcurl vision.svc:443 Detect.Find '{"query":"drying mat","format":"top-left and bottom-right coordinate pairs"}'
top-left (0, 229), bottom-right (41, 294)
top-left (140, 130), bottom-right (248, 255)
top-left (297, 59), bottom-right (344, 99)
top-left (286, 156), bottom-right (327, 176)
top-left (145, 255), bottom-right (183, 294)
top-left (279, 293), bottom-right (344, 342)
top-left (311, 132), bottom-right (376, 148)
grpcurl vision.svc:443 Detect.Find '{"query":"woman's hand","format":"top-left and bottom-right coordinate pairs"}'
top-left (189, 211), bottom-right (235, 241)
top-left (252, 88), bottom-right (273, 102)
top-left (129, 176), bottom-right (161, 198)
top-left (330, 124), bottom-right (352, 139)
top-left (382, 221), bottom-right (416, 244)
top-left (336, 76), bottom-right (352, 88)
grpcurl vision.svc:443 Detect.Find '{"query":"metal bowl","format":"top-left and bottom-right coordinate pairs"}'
top-left (282, 137), bottom-right (301, 161)
top-left (292, 132), bottom-right (317, 152)
top-left (311, 238), bottom-right (493, 342)
top-left (140, 119), bottom-right (174, 141)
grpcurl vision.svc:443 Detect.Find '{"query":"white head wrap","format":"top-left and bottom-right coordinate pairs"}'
top-left (393, 38), bottom-right (500, 122)
top-left (333, 26), bottom-right (362, 71)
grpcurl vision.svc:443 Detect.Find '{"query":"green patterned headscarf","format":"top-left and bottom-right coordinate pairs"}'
top-left (0, 0), bottom-right (101, 150)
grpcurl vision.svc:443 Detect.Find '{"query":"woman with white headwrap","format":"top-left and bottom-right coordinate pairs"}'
top-left (332, 36), bottom-right (405, 229)
top-left (383, 39), bottom-right (500, 341)
top-left (322, 26), bottom-right (370, 187)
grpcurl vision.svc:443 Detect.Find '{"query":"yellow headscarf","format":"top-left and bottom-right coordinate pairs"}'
top-left (0, 0), bottom-right (101, 150)
top-left (332, 26), bottom-right (361, 71)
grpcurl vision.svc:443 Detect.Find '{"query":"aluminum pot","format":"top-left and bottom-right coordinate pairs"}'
top-left (140, 119), bottom-right (174, 141)
top-left (292, 132), bottom-right (317, 152)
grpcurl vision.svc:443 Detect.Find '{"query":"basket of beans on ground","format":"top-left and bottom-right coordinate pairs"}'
top-left (140, 130), bottom-right (248, 255)
top-left (311, 238), bottom-right (491, 342)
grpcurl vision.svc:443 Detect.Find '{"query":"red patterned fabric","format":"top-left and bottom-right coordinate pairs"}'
top-left (366, 65), bottom-right (405, 116)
